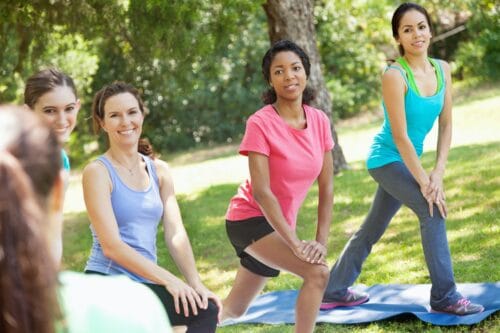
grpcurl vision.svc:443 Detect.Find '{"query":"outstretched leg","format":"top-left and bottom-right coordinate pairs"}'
top-left (369, 162), bottom-right (461, 309)
top-left (324, 183), bottom-right (402, 300)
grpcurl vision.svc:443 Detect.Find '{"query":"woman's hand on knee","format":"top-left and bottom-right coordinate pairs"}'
top-left (166, 277), bottom-right (204, 317)
top-left (429, 170), bottom-right (447, 218)
top-left (291, 240), bottom-right (327, 265)
top-left (419, 181), bottom-right (435, 217)
top-left (291, 240), bottom-right (311, 263)
top-left (433, 187), bottom-right (447, 218)
top-left (192, 282), bottom-right (223, 322)
top-left (301, 240), bottom-right (327, 265)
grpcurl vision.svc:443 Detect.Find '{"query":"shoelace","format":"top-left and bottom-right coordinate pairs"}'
top-left (457, 298), bottom-right (471, 307)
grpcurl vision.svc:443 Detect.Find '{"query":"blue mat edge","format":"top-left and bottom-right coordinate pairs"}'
top-left (222, 309), bottom-right (498, 327)
top-left (221, 283), bottom-right (500, 327)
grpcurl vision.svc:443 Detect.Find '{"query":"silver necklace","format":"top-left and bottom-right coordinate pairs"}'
top-left (110, 153), bottom-right (140, 176)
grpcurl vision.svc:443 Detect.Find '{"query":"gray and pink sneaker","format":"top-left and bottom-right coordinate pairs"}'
top-left (431, 298), bottom-right (484, 315)
top-left (320, 289), bottom-right (369, 310)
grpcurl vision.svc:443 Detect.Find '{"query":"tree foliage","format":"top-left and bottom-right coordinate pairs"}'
top-left (454, 0), bottom-right (500, 80)
top-left (91, 0), bottom-right (267, 154)
top-left (0, 0), bottom-right (498, 165)
top-left (315, 0), bottom-right (392, 118)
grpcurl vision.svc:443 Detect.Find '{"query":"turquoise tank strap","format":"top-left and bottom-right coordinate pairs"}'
top-left (396, 57), bottom-right (444, 95)
top-left (428, 58), bottom-right (444, 92)
top-left (396, 57), bottom-right (419, 93)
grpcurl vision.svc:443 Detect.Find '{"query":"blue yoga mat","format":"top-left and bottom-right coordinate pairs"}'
top-left (221, 283), bottom-right (499, 326)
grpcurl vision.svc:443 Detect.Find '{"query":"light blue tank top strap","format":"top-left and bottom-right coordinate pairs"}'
top-left (96, 155), bottom-right (119, 187)
top-left (144, 155), bottom-right (160, 188)
top-left (96, 154), bottom-right (160, 190)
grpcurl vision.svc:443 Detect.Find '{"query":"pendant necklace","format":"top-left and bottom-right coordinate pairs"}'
top-left (111, 153), bottom-right (140, 176)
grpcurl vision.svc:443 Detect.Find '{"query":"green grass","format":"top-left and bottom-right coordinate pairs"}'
top-left (62, 84), bottom-right (500, 331)
top-left (62, 142), bottom-right (499, 332)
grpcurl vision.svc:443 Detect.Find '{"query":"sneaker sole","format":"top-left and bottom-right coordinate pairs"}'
top-left (429, 307), bottom-right (484, 316)
top-left (320, 296), bottom-right (369, 310)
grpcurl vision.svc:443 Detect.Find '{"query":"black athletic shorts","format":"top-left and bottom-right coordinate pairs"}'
top-left (225, 215), bottom-right (280, 277)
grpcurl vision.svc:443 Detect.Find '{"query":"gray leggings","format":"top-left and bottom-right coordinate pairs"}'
top-left (325, 161), bottom-right (462, 308)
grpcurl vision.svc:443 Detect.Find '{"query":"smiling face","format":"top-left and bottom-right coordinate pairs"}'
top-left (396, 9), bottom-right (432, 56)
top-left (100, 92), bottom-right (144, 147)
top-left (269, 51), bottom-right (307, 103)
top-left (32, 85), bottom-right (80, 143)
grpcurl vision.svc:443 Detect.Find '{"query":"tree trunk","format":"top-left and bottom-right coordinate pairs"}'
top-left (263, 0), bottom-right (348, 173)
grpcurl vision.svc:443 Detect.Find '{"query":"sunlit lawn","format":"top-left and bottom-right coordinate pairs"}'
top-left (62, 141), bottom-right (499, 332)
top-left (62, 84), bottom-right (499, 332)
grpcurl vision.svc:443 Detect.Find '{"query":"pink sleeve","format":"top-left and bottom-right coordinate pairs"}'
top-left (322, 112), bottom-right (335, 152)
top-left (239, 117), bottom-right (270, 156)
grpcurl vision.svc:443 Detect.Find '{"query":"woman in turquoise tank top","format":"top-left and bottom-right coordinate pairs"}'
top-left (83, 82), bottom-right (220, 332)
top-left (321, 2), bottom-right (483, 315)
top-left (24, 68), bottom-right (81, 262)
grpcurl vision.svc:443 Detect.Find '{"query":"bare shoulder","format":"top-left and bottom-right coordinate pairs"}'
top-left (152, 158), bottom-right (174, 186)
top-left (83, 160), bottom-right (107, 179)
top-left (382, 66), bottom-right (406, 87)
top-left (153, 158), bottom-right (171, 175)
top-left (438, 59), bottom-right (451, 75)
top-left (82, 160), bottom-right (111, 191)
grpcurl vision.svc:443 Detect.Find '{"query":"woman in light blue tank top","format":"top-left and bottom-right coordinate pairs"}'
top-left (83, 82), bottom-right (220, 332)
top-left (322, 3), bottom-right (483, 315)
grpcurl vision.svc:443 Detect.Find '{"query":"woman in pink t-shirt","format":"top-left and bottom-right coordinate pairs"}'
top-left (221, 40), bottom-right (335, 333)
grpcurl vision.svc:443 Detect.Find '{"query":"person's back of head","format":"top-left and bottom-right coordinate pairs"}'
top-left (0, 105), bottom-right (62, 333)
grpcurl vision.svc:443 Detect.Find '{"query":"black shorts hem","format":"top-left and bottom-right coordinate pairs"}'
top-left (226, 216), bottom-right (280, 277)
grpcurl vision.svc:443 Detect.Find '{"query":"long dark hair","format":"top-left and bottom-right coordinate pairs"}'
top-left (24, 68), bottom-right (78, 108)
top-left (91, 81), bottom-right (155, 158)
top-left (392, 2), bottom-right (433, 55)
top-left (261, 39), bottom-right (315, 105)
top-left (0, 106), bottom-right (62, 333)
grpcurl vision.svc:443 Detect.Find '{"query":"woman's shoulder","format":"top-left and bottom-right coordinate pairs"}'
top-left (82, 158), bottom-right (107, 177)
top-left (82, 159), bottom-right (112, 191)
top-left (382, 65), bottom-right (407, 87)
top-left (248, 105), bottom-right (274, 121)
top-left (152, 158), bottom-right (170, 173)
top-left (303, 104), bottom-right (330, 122)
top-left (151, 158), bottom-right (172, 183)
top-left (304, 104), bottom-right (326, 114)
top-left (432, 58), bottom-right (450, 74)
top-left (383, 60), bottom-right (405, 73)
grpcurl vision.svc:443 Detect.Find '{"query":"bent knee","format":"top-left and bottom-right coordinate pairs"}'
top-left (303, 264), bottom-right (330, 288)
top-left (202, 300), bottom-right (219, 318)
top-left (194, 301), bottom-right (219, 329)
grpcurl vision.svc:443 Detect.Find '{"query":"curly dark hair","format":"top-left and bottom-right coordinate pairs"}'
top-left (261, 39), bottom-right (315, 105)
